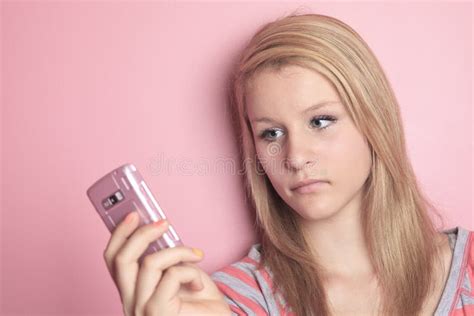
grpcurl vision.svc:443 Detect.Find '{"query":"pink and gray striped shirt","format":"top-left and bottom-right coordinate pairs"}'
top-left (211, 226), bottom-right (474, 316)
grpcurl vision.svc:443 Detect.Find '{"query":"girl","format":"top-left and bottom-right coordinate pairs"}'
top-left (102, 12), bottom-right (473, 316)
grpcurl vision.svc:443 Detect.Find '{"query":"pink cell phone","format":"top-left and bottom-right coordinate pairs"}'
top-left (86, 163), bottom-right (183, 264)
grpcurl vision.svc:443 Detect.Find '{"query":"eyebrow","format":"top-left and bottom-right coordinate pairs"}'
top-left (251, 101), bottom-right (340, 124)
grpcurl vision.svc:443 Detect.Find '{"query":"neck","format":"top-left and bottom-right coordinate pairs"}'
top-left (298, 189), bottom-right (375, 280)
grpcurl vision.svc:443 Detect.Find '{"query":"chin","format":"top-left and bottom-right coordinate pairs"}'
top-left (289, 199), bottom-right (336, 221)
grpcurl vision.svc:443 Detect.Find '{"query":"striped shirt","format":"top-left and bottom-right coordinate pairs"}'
top-left (210, 226), bottom-right (474, 316)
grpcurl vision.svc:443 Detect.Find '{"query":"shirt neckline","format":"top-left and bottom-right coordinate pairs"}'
top-left (434, 226), bottom-right (470, 315)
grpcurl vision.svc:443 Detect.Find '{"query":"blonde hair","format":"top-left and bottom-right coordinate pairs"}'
top-left (227, 10), bottom-right (448, 316)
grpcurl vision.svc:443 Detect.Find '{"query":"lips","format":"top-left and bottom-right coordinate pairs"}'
top-left (290, 178), bottom-right (328, 191)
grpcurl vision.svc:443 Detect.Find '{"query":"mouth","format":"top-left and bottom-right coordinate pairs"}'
top-left (290, 179), bottom-right (329, 194)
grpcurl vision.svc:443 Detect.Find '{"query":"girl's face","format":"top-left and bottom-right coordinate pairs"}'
top-left (246, 65), bottom-right (372, 221)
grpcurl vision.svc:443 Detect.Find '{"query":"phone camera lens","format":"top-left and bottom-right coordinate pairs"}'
top-left (109, 196), bottom-right (117, 204)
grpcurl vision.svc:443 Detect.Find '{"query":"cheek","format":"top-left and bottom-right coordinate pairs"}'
top-left (255, 144), bottom-right (286, 184)
top-left (330, 126), bottom-right (372, 187)
top-left (255, 144), bottom-right (269, 171)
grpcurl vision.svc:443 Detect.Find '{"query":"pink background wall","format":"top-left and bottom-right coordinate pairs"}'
top-left (1, 1), bottom-right (472, 315)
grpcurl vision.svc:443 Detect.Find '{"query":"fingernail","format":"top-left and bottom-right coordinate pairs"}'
top-left (153, 219), bottom-right (168, 227)
top-left (125, 212), bottom-right (136, 224)
top-left (192, 248), bottom-right (204, 258)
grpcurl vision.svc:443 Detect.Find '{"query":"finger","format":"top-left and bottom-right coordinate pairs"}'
top-left (146, 265), bottom-right (204, 314)
top-left (114, 219), bottom-right (170, 311)
top-left (102, 210), bottom-right (141, 316)
top-left (103, 210), bottom-right (140, 273)
top-left (134, 247), bottom-right (204, 315)
top-left (115, 219), bottom-right (170, 265)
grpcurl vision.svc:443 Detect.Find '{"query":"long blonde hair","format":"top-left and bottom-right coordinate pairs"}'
top-left (227, 10), bottom-right (448, 316)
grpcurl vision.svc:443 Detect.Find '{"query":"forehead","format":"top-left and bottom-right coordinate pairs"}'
top-left (245, 65), bottom-right (341, 117)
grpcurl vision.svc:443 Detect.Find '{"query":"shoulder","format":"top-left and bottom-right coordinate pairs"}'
top-left (210, 243), bottom-right (289, 315)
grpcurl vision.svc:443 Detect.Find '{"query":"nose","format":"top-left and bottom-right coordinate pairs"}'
top-left (284, 134), bottom-right (317, 171)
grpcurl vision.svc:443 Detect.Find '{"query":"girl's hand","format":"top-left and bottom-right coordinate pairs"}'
top-left (102, 211), bottom-right (232, 316)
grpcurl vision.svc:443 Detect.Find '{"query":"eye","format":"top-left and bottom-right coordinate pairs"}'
top-left (258, 115), bottom-right (337, 142)
top-left (259, 129), bottom-right (284, 142)
top-left (310, 115), bottom-right (337, 130)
